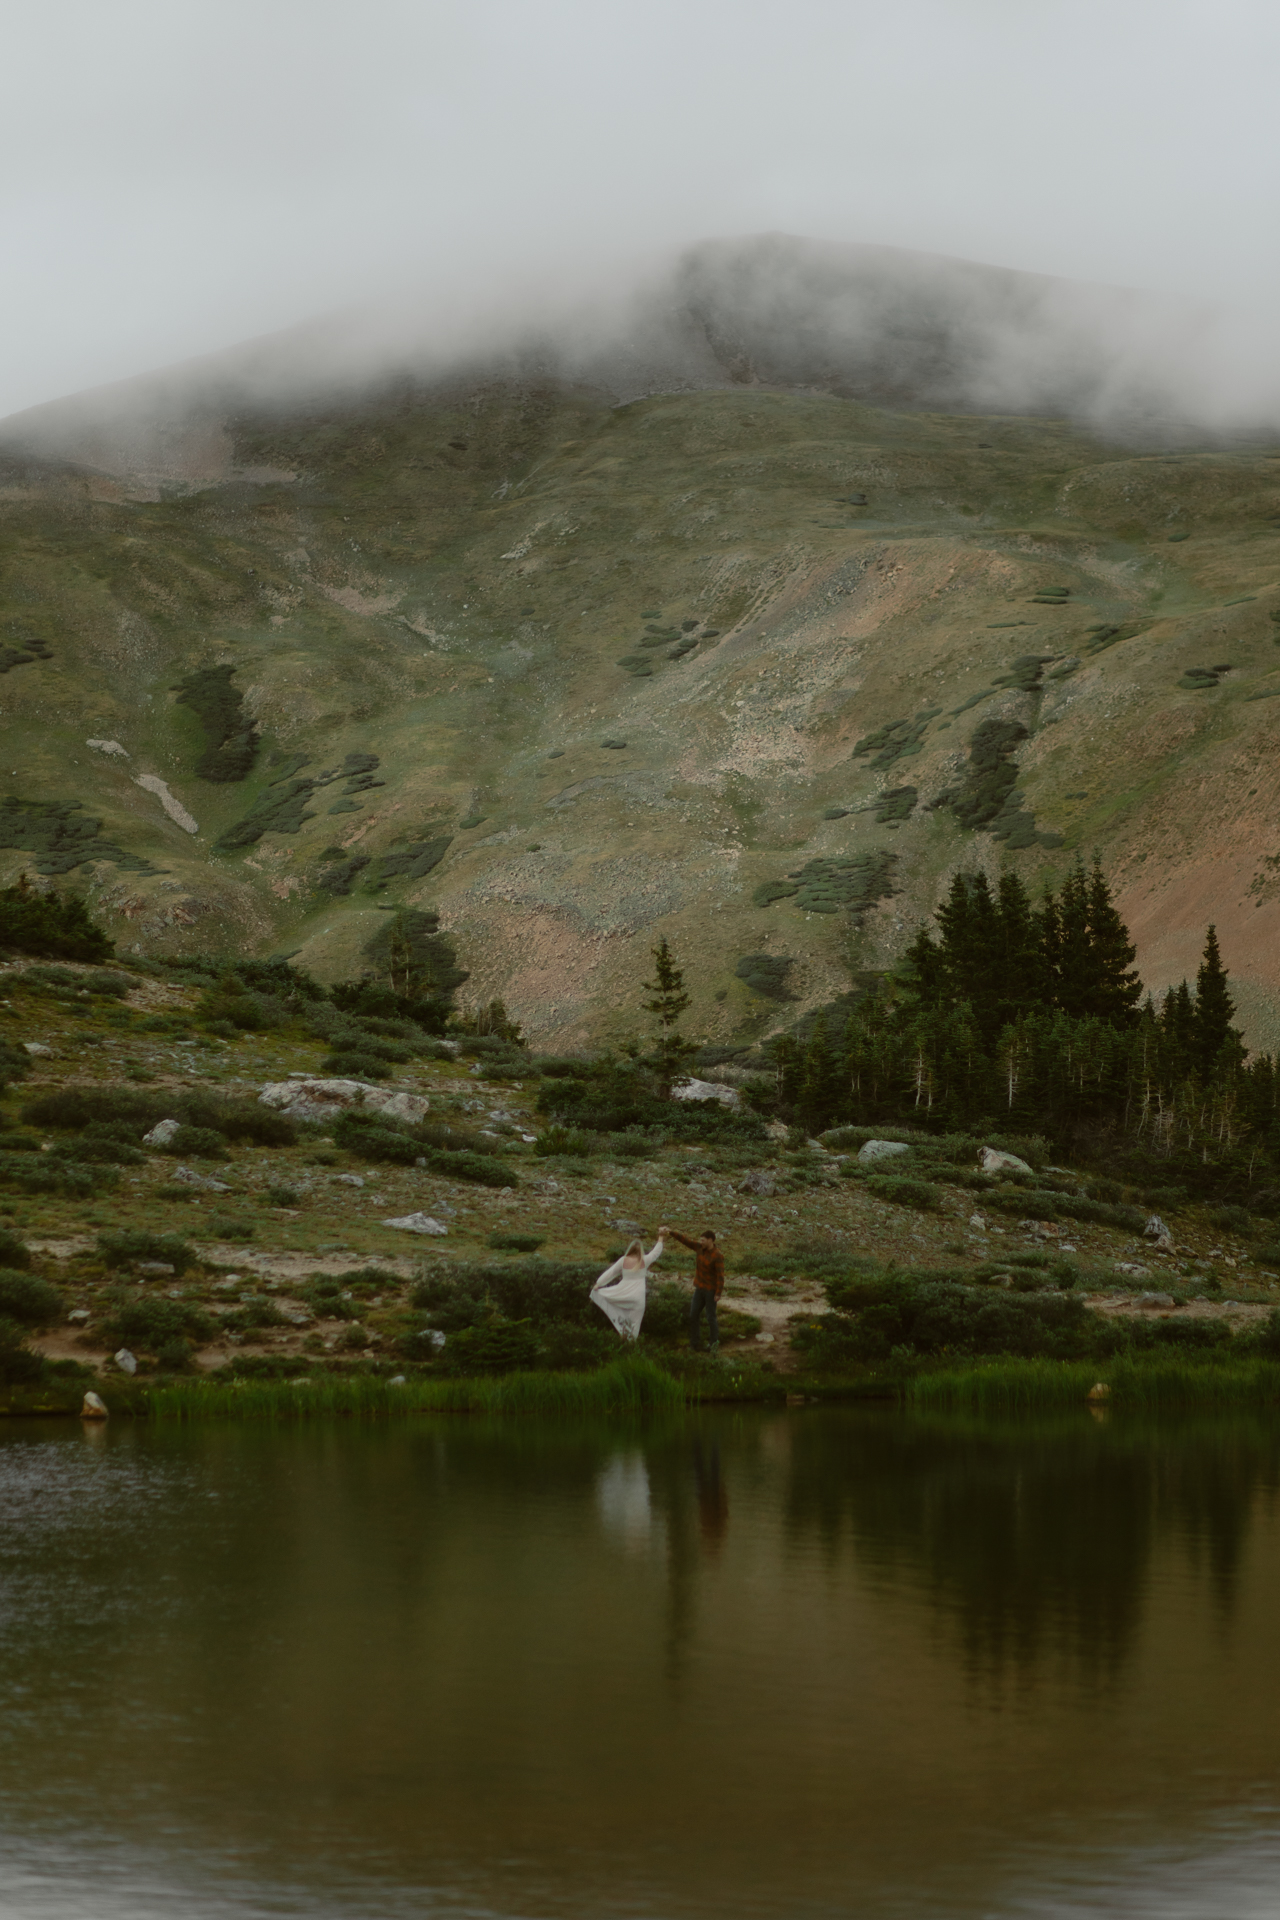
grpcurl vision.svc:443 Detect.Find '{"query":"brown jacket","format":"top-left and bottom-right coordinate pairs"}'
top-left (669, 1230), bottom-right (724, 1298)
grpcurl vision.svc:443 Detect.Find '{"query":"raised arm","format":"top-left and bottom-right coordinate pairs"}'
top-left (642, 1236), bottom-right (666, 1269)
top-left (664, 1227), bottom-right (697, 1251)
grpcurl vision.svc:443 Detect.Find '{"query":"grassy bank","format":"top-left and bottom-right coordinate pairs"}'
top-left (907, 1354), bottom-right (1280, 1413)
top-left (142, 1355), bottom-right (685, 1420)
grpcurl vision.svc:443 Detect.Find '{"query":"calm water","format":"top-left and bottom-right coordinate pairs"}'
top-left (1, 1406), bottom-right (1280, 1918)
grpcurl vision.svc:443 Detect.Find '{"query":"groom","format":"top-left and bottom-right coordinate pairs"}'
top-left (661, 1225), bottom-right (724, 1353)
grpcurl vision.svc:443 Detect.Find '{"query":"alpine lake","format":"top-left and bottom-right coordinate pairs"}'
top-left (2, 1402), bottom-right (1280, 1919)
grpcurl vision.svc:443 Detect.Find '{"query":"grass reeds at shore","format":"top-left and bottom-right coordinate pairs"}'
top-left (144, 1355), bottom-right (684, 1421)
top-left (907, 1355), bottom-right (1280, 1413)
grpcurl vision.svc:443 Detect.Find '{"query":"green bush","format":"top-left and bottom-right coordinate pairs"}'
top-left (97, 1230), bottom-right (197, 1273)
top-left (427, 1148), bottom-right (512, 1188)
top-left (443, 1319), bottom-right (541, 1374)
top-left (864, 1174), bottom-right (940, 1210)
top-left (323, 1051), bottom-right (393, 1080)
top-left (0, 880), bottom-right (114, 961)
top-left (641, 1280), bottom-right (691, 1341)
top-left (23, 1088), bottom-right (296, 1147)
top-left (162, 1125), bottom-right (228, 1160)
top-left (488, 1231), bottom-right (546, 1252)
top-left (0, 1155), bottom-right (104, 1196)
top-left (267, 1184), bottom-right (301, 1207)
top-left (61, 1123), bottom-right (146, 1166)
top-left (807, 1273), bottom-right (1106, 1364)
top-left (100, 1297), bottom-right (216, 1349)
top-left (0, 1271), bottom-right (62, 1325)
top-left (0, 1316), bottom-right (43, 1384)
top-left (534, 1126), bottom-right (593, 1157)
top-left (0, 1230), bottom-right (31, 1270)
top-left (1211, 1204), bottom-right (1253, 1235)
top-left (604, 1132), bottom-right (658, 1158)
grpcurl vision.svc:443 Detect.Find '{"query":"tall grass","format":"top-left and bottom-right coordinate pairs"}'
top-left (909, 1355), bottom-right (1280, 1414)
top-left (146, 1356), bottom-right (683, 1422)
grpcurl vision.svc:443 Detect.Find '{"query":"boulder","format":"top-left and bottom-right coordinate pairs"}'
top-left (136, 1260), bottom-right (174, 1276)
top-left (258, 1078), bottom-right (430, 1126)
top-left (671, 1077), bottom-right (741, 1109)
top-left (80, 1391), bottom-right (109, 1419)
top-left (1144, 1213), bottom-right (1176, 1251)
top-left (382, 1213), bottom-right (448, 1235)
top-left (738, 1168), bottom-right (777, 1196)
top-left (1115, 1263), bottom-right (1152, 1279)
top-left (335, 1173), bottom-right (365, 1188)
top-left (22, 1041), bottom-right (52, 1057)
top-left (978, 1147), bottom-right (1033, 1176)
top-left (1135, 1291), bottom-right (1176, 1309)
top-left (142, 1118), bottom-right (181, 1147)
top-left (67, 1307), bottom-right (91, 1324)
top-left (114, 1348), bottom-right (137, 1375)
top-left (858, 1140), bottom-right (911, 1165)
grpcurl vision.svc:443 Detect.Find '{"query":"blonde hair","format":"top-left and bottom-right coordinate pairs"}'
top-left (622, 1238), bottom-right (644, 1263)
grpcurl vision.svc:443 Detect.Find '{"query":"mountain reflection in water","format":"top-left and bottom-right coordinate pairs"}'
top-left (0, 1406), bottom-right (1277, 1919)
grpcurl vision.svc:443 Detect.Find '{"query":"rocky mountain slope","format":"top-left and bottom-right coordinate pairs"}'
top-left (1, 240), bottom-right (1278, 1051)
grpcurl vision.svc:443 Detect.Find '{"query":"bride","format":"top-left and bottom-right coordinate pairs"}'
top-left (589, 1234), bottom-right (665, 1340)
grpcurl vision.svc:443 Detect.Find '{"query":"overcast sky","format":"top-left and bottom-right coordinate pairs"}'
top-left (3, 0), bottom-right (1277, 420)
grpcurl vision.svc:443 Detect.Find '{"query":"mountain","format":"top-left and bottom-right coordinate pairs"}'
top-left (1, 234), bottom-right (1277, 1050)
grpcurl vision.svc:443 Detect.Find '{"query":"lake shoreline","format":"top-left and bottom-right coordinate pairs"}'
top-left (9, 1349), bottom-right (1280, 1419)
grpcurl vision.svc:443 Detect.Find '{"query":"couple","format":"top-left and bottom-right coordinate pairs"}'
top-left (590, 1226), bottom-right (724, 1352)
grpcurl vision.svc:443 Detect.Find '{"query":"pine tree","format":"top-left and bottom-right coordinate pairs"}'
top-left (643, 937), bottom-right (698, 1094)
top-left (935, 870), bottom-right (1001, 1041)
top-left (1083, 857), bottom-right (1143, 1025)
top-left (1193, 925), bottom-right (1241, 1078)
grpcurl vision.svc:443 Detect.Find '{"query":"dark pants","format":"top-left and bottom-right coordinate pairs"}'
top-left (689, 1287), bottom-right (719, 1350)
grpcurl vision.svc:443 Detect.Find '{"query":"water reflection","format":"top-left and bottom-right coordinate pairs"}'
top-left (783, 1411), bottom-right (1280, 1688)
top-left (0, 1408), bottom-right (1277, 1918)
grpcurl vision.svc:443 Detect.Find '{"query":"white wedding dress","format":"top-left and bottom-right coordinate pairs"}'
top-left (589, 1239), bottom-right (665, 1340)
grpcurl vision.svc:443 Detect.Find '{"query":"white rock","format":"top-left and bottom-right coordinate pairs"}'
top-left (382, 1213), bottom-right (449, 1235)
top-left (143, 1118), bottom-right (182, 1146)
top-left (133, 773), bottom-right (198, 835)
top-left (87, 739), bottom-right (129, 757)
top-left (1116, 1263), bottom-right (1152, 1279)
top-left (858, 1140), bottom-right (911, 1165)
top-left (22, 1041), bottom-right (52, 1057)
top-left (738, 1168), bottom-right (777, 1196)
top-left (257, 1078), bottom-right (430, 1126)
top-left (671, 1077), bottom-right (741, 1108)
top-left (67, 1308), bottom-right (91, 1324)
top-left (969, 1213), bottom-right (987, 1230)
top-left (81, 1390), bottom-right (109, 1418)
top-left (114, 1348), bottom-right (137, 1375)
top-left (389, 1374), bottom-right (407, 1385)
top-left (1136, 1291), bottom-right (1176, 1309)
top-left (335, 1173), bottom-right (365, 1188)
top-left (978, 1147), bottom-right (1033, 1175)
top-left (1144, 1213), bottom-right (1176, 1251)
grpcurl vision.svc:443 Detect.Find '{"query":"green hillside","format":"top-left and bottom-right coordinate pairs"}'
top-left (2, 378), bottom-right (1279, 1046)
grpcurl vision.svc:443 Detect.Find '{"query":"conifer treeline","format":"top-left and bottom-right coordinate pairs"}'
top-left (771, 861), bottom-right (1276, 1162)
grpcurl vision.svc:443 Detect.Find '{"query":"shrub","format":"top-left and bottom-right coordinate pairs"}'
top-left (155, 1338), bottom-right (196, 1372)
top-left (0, 1155), bottom-right (104, 1196)
top-left (811, 1273), bottom-right (1106, 1364)
top-left (604, 1132), bottom-right (658, 1158)
top-left (161, 1125), bottom-right (228, 1160)
top-left (220, 1298), bottom-right (287, 1332)
top-left (267, 1184), bottom-right (301, 1207)
top-left (534, 1126), bottom-right (593, 1157)
top-left (0, 1316), bottom-right (43, 1384)
top-left (61, 1123), bottom-right (146, 1166)
top-left (538, 1324), bottom-right (619, 1370)
top-left (0, 1271), bottom-right (62, 1325)
top-left (23, 1088), bottom-right (296, 1147)
top-left (1057, 1196), bottom-right (1147, 1233)
top-left (97, 1230), bottom-right (197, 1274)
top-left (0, 878), bottom-right (114, 962)
top-left (411, 1257), bottom-right (600, 1331)
top-left (323, 1051), bottom-right (393, 1080)
top-left (641, 1280), bottom-right (691, 1341)
top-left (0, 1230), bottom-right (31, 1270)
top-left (426, 1149), bottom-right (512, 1188)
top-left (488, 1231), bottom-right (546, 1252)
top-left (864, 1174), bottom-right (940, 1211)
top-left (100, 1297), bottom-right (216, 1349)
top-left (1211, 1204), bottom-right (1253, 1235)
top-left (443, 1319), bottom-right (540, 1374)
